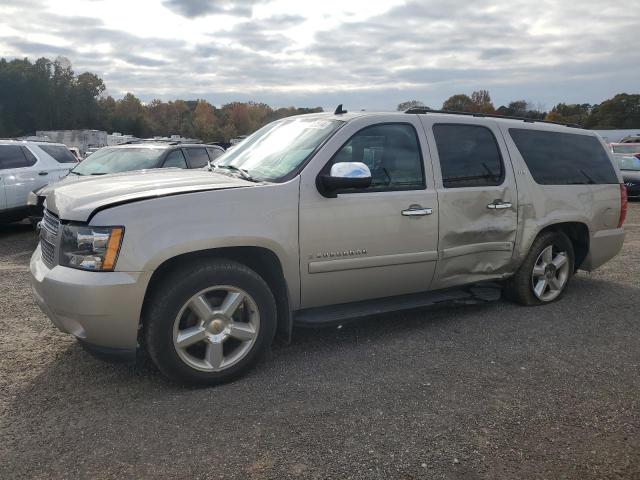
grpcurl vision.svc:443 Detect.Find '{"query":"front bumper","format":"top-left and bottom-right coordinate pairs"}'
top-left (30, 245), bottom-right (152, 355)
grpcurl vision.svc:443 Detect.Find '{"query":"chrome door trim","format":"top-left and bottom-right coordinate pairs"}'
top-left (309, 250), bottom-right (438, 274)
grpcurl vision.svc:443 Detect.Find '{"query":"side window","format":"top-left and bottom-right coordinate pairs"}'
top-left (433, 124), bottom-right (504, 188)
top-left (0, 145), bottom-right (29, 170)
top-left (184, 148), bottom-right (210, 168)
top-left (207, 147), bottom-right (224, 161)
top-left (329, 123), bottom-right (425, 192)
top-left (509, 128), bottom-right (618, 185)
top-left (21, 147), bottom-right (38, 166)
top-left (163, 149), bottom-right (188, 169)
top-left (38, 144), bottom-right (77, 163)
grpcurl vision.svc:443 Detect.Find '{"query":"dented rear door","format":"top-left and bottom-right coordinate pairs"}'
top-left (419, 117), bottom-right (518, 289)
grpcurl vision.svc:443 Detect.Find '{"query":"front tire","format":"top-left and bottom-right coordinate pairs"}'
top-left (505, 231), bottom-right (575, 306)
top-left (144, 259), bottom-right (277, 386)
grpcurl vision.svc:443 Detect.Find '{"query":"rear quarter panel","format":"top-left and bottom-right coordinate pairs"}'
top-left (497, 124), bottom-right (624, 270)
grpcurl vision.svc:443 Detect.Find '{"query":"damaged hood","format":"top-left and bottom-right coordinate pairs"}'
top-left (45, 169), bottom-right (256, 221)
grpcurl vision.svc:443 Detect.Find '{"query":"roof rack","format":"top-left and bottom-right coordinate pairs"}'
top-left (404, 107), bottom-right (582, 129)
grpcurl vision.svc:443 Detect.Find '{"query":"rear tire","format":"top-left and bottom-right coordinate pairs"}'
top-left (505, 231), bottom-right (575, 306)
top-left (144, 259), bottom-right (277, 386)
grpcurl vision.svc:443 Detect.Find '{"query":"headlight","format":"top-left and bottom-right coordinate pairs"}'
top-left (27, 191), bottom-right (39, 206)
top-left (60, 225), bottom-right (124, 271)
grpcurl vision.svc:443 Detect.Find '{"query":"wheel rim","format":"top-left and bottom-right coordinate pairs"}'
top-left (172, 285), bottom-right (260, 372)
top-left (531, 245), bottom-right (570, 302)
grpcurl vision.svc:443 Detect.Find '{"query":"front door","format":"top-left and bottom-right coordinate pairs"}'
top-left (298, 116), bottom-right (439, 308)
top-left (421, 118), bottom-right (519, 290)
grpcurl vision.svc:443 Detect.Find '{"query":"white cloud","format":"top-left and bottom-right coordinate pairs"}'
top-left (0, 0), bottom-right (638, 110)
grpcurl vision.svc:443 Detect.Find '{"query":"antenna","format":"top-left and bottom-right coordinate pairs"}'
top-left (334, 104), bottom-right (348, 115)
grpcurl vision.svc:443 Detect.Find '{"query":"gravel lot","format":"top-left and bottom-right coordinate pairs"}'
top-left (1, 205), bottom-right (639, 479)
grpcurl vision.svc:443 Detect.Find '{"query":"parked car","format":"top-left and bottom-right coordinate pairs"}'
top-left (619, 135), bottom-right (640, 143)
top-left (30, 110), bottom-right (626, 386)
top-left (610, 143), bottom-right (640, 156)
top-left (27, 142), bottom-right (225, 226)
top-left (0, 140), bottom-right (78, 224)
top-left (615, 155), bottom-right (640, 199)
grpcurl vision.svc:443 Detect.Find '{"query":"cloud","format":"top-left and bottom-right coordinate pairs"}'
top-left (0, 0), bottom-right (638, 111)
top-left (161, 0), bottom-right (261, 18)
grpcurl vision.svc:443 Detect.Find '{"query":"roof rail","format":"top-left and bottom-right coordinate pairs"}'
top-left (404, 107), bottom-right (582, 129)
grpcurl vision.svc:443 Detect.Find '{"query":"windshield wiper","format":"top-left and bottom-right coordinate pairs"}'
top-left (69, 171), bottom-right (83, 176)
top-left (90, 172), bottom-right (108, 176)
top-left (212, 164), bottom-right (256, 182)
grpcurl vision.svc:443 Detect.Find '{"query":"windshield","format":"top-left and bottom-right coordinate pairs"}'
top-left (214, 117), bottom-right (344, 181)
top-left (612, 144), bottom-right (640, 154)
top-left (616, 155), bottom-right (640, 171)
top-left (72, 147), bottom-right (165, 175)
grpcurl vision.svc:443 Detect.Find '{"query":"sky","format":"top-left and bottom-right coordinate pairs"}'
top-left (0, 0), bottom-right (639, 111)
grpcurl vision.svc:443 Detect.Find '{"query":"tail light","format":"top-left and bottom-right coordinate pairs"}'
top-left (619, 183), bottom-right (628, 228)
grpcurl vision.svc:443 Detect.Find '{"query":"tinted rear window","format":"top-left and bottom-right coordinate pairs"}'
top-left (0, 145), bottom-right (28, 170)
top-left (509, 129), bottom-right (618, 185)
top-left (38, 144), bottom-right (78, 163)
top-left (185, 148), bottom-right (210, 168)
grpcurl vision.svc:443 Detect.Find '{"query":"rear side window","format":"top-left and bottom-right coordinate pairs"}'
top-left (163, 149), bottom-right (187, 169)
top-left (38, 144), bottom-right (78, 163)
top-left (509, 129), bottom-right (618, 185)
top-left (0, 145), bottom-right (29, 170)
top-left (433, 124), bottom-right (504, 188)
top-left (207, 147), bottom-right (224, 161)
top-left (184, 148), bottom-right (210, 168)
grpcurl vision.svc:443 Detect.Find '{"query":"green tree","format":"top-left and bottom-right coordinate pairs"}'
top-left (397, 100), bottom-right (426, 111)
top-left (442, 94), bottom-right (473, 112)
top-left (584, 94), bottom-right (640, 129)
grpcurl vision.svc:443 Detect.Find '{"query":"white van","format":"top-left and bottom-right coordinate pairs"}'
top-left (0, 141), bottom-right (77, 224)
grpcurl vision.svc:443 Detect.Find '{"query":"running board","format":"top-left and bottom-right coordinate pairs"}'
top-left (293, 283), bottom-right (502, 327)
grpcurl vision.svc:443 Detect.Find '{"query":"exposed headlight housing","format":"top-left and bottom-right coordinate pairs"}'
top-left (60, 225), bottom-right (124, 271)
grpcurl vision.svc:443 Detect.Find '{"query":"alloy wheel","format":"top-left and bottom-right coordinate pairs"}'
top-left (531, 245), bottom-right (570, 302)
top-left (172, 285), bottom-right (260, 372)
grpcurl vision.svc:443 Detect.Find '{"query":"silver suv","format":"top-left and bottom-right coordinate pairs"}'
top-left (0, 140), bottom-right (78, 224)
top-left (30, 110), bottom-right (627, 385)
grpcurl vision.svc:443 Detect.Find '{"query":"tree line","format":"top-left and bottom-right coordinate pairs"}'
top-left (0, 57), bottom-right (322, 141)
top-left (2, 57), bottom-right (639, 142)
top-left (398, 90), bottom-right (640, 129)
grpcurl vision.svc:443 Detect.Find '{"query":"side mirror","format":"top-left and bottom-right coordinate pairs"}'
top-left (319, 162), bottom-right (372, 196)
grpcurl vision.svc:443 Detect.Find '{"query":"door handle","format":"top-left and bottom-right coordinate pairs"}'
top-left (38, 171), bottom-right (48, 176)
top-left (487, 200), bottom-right (512, 210)
top-left (402, 205), bottom-right (433, 216)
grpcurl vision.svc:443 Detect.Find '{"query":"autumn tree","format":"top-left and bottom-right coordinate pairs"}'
top-left (470, 90), bottom-right (495, 113)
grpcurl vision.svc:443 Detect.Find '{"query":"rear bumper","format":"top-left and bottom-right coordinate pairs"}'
top-left (582, 228), bottom-right (625, 271)
top-left (30, 245), bottom-right (152, 351)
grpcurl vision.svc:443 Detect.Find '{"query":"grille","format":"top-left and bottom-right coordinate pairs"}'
top-left (40, 210), bottom-right (60, 269)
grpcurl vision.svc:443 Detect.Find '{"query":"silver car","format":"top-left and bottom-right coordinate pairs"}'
top-left (30, 110), bottom-right (626, 385)
top-left (0, 141), bottom-right (77, 224)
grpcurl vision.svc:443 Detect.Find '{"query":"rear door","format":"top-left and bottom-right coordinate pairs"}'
top-left (420, 117), bottom-right (518, 290)
top-left (33, 144), bottom-right (78, 179)
top-left (298, 115), bottom-right (440, 308)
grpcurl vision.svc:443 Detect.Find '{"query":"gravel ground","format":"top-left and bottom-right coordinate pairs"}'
top-left (1, 205), bottom-right (639, 479)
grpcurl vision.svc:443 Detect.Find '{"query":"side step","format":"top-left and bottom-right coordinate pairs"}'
top-left (293, 283), bottom-right (502, 327)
